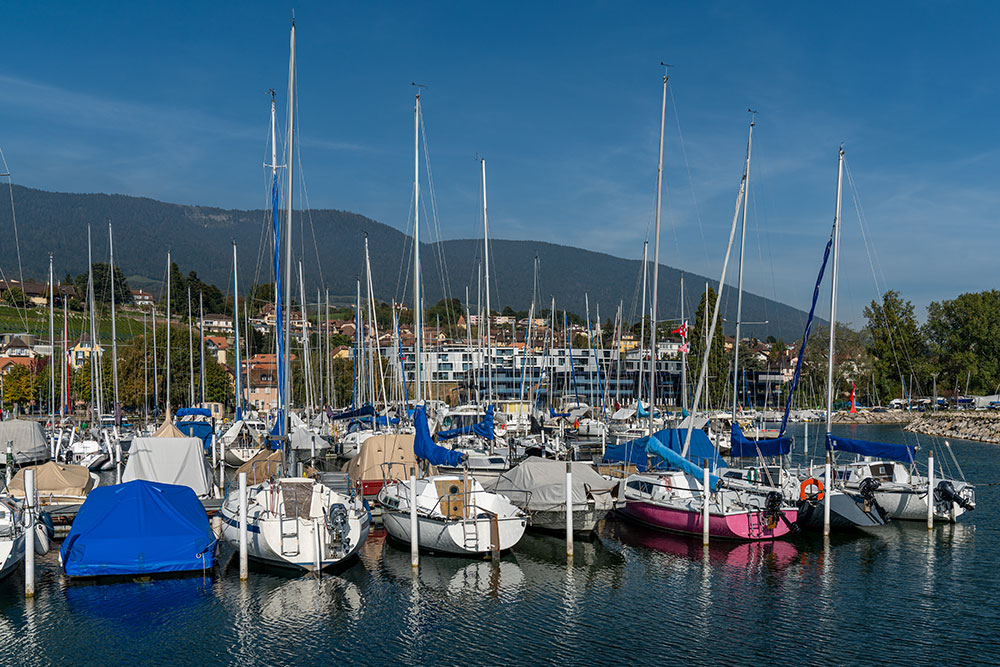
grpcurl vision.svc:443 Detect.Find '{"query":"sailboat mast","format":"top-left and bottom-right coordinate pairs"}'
top-left (481, 157), bottom-right (492, 402)
top-left (108, 221), bottom-right (120, 422)
top-left (825, 148), bottom-right (845, 434)
top-left (188, 286), bottom-right (195, 407)
top-left (233, 242), bottom-right (243, 420)
top-left (151, 304), bottom-right (158, 418)
top-left (413, 88), bottom-right (423, 404)
top-left (282, 20), bottom-right (296, 434)
top-left (638, 239), bottom-right (648, 408)
top-left (680, 274), bottom-right (688, 414)
top-left (199, 291), bottom-right (205, 404)
top-left (166, 251), bottom-right (171, 416)
top-left (87, 224), bottom-right (101, 422)
top-left (730, 115), bottom-right (754, 421)
top-left (299, 261), bottom-right (310, 420)
top-left (48, 254), bottom-right (55, 432)
top-left (647, 65), bottom-right (668, 438)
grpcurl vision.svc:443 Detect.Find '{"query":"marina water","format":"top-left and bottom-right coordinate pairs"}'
top-left (0, 424), bottom-right (997, 664)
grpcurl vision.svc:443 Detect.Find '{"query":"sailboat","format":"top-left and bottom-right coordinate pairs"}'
top-left (820, 149), bottom-right (974, 523)
top-left (616, 68), bottom-right (797, 541)
top-left (219, 22), bottom-right (370, 571)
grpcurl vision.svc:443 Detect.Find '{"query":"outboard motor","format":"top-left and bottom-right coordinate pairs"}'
top-left (935, 480), bottom-right (974, 512)
top-left (857, 477), bottom-right (890, 524)
top-left (764, 490), bottom-right (799, 533)
top-left (325, 503), bottom-right (351, 554)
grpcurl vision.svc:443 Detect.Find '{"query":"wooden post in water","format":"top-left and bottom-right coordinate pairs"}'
top-left (238, 471), bottom-right (248, 580)
top-left (702, 464), bottom-right (710, 546)
top-left (409, 467), bottom-right (419, 568)
top-left (823, 454), bottom-right (832, 537)
top-left (24, 468), bottom-right (35, 598)
top-left (927, 451), bottom-right (935, 530)
top-left (565, 460), bottom-right (574, 560)
top-left (5, 444), bottom-right (11, 486)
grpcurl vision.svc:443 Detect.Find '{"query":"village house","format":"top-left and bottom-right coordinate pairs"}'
top-left (203, 313), bottom-right (234, 334)
top-left (204, 336), bottom-right (229, 365)
top-left (131, 290), bottom-right (155, 308)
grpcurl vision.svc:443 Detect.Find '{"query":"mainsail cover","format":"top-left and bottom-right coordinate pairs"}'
top-left (828, 435), bottom-right (915, 463)
top-left (124, 436), bottom-right (214, 497)
top-left (730, 422), bottom-right (792, 458)
top-left (413, 406), bottom-right (464, 467)
top-left (436, 405), bottom-right (494, 441)
top-left (0, 419), bottom-right (50, 464)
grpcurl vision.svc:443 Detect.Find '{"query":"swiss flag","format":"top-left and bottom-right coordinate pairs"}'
top-left (671, 320), bottom-right (688, 339)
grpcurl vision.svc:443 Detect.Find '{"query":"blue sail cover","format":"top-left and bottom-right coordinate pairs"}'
top-left (828, 435), bottom-right (915, 463)
top-left (730, 422), bottom-right (792, 458)
top-left (60, 480), bottom-right (216, 577)
top-left (330, 404), bottom-right (376, 421)
top-left (602, 428), bottom-right (726, 473)
top-left (413, 406), bottom-right (464, 467)
top-left (549, 406), bottom-right (571, 418)
top-left (647, 436), bottom-right (722, 490)
top-left (175, 407), bottom-right (212, 418)
top-left (437, 406), bottom-right (495, 441)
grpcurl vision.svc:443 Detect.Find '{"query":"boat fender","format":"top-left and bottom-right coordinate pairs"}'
top-left (38, 511), bottom-right (55, 540)
top-left (799, 477), bottom-right (824, 503)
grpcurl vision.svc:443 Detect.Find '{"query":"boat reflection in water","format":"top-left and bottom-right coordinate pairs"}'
top-left (606, 517), bottom-right (799, 571)
top-left (63, 575), bottom-right (214, 621)
top-left (376, 529), bottom-right (525, 600)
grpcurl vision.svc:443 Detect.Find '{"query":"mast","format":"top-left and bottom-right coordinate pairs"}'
top-left (151, 304), bottom-right (158, 418)
top-left (63, 297), bottom-right (69, 417)
top-left (413, 86), bottom-right (423, 404)
top-left (87, 224), bottom-right (101, 423)
top-left (165, 251), bottom-right (171, 416)
top-left (825, 149), bottom-right (845, 435)
top-left (680, 274), bottom-right (688, 414)
top-left (143, 312), bottom-right (148, 424)
top-left (282, 19), bottom-right (295, 434)
top-left (199, 291), bottom-right (205, 404)
top-left (108, 221), bottom-right (120, 426)
top-left (481, 157), bottom-right (492, 402)
top-left (299, 261), bottom-right (311, 420)
top-left (638, 239), bottom-right (648, 408)
top-left (647, 64), bottom-right (668, 438)
top-left (48, 254), bottom-right (55, 433)
top-left (188, 286), bottom-right (195, 407)
top-left (730, 114), bottom-right (755, 422)
top-left (233, 242), bottom-right (243, 420)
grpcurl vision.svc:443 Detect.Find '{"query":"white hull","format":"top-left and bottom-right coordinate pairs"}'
top-left (0, 533), bottom-right (25, 581)
top-left (220, 478), bottom-right (370, 571)
top-left (382, 509), bottom-right (526, 555)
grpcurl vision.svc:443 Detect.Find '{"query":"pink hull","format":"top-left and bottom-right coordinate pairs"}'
top-left (621, 501), bottom-right (798, 541)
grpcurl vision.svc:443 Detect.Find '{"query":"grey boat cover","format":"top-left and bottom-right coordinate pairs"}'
top-left (123, 436), bottom-right (213, 497)
top-left (0, 419), bottom-right (51, 465)
top-left (492, 457), bottom-right (616, 512)
top-left (289, 428), bottom-right (330, 452)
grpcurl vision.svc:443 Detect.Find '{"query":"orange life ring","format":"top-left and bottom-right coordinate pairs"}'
top-left (799, 477), bottom-right (825, 502)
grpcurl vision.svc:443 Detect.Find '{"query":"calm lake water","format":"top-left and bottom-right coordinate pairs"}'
top-left (0, 424), bottom-right (997, 665)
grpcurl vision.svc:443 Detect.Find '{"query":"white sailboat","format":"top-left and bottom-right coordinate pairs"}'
top-left (220, 21), bottom-right (369, 571)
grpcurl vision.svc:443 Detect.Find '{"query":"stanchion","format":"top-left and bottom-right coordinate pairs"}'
top-left (312, 518), bottom-right (322, 576)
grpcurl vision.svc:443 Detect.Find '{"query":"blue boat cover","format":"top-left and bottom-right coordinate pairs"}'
top-left (730, 422), bottom-right (792, 458)
top-left (175, 407), bottom-right (212, 418)
top-left (437, 405), bottom-right (494, 441)
top-left (413, 406), bottom-right (464, 467)
top-left (647, 436), bottom-right (722, 490)
top-left (603, 428), bottom-right (726, 474)
top-left (549, 406), bottom-right (571, 418)
top-left (330, 404), bottom-right (376, 421)
top-left (176, 421), bottom-right (214, 450)
top-left (637, 399), bottom-right (649, 418)
top-left (828, 435), bottom-right (915, 463)
top-left (60, 480), bottom-right (216, 577)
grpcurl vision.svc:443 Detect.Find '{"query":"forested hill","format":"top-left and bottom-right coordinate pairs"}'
top-left (0, 185), bottom-right (812, 338)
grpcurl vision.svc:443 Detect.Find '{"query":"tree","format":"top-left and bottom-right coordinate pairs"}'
top-left (74, 263), bottom-right (133, 305)
top-left (924, 290), bottom-right (1000, 396)
top-left (864, 290), bottom-right (929, 402)
top-left (688, 287), bottom-right (728, 408)
top-left (1, 287), bottom-right (27, 308)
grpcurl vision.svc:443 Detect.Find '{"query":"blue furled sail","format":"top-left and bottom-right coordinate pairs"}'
top-left (779, 228), bottom-right (834, 436)
top-left (646, 436), bottom-right (722, 490)
top-left (413, 406), bottom-right (465, 467)
top-left (828, 435), bottom-right (914, 463)
top-left (730, 422), bottom-right (792, 458)
top-left (655, 428), bottom-right (728, 471)
top-left (60, 480), bottom-right (216, 577)
top-left (328, 404), bottom-right (376, 421)
top-left (549, 406), bottom-right (571, 418)
top-left (437, 406), bottom-right (495, 441)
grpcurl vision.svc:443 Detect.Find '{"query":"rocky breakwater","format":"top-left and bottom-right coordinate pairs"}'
top-left (832, 410), bottom-right (916, 425)
top-left (906, 411), bottom-right (1000, 444)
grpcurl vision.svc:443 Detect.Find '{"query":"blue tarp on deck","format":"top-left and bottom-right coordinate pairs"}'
top-left (602, 428), bottom-right (726, 473)
top-left (60, 480), bottom-right (216, 577)
top-left (176, 421), bottom-right (214, 450)
top-left (437, 406), bottom-right (495, 441)
top-left (828, 435), bottom-right (915, 463)
top-left (730, 422), bottom-right (792, 458)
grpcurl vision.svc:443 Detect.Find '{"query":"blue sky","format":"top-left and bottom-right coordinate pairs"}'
top-left (1, 2), bottom-right (997, 326)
